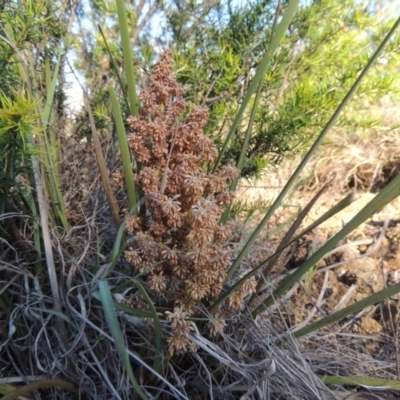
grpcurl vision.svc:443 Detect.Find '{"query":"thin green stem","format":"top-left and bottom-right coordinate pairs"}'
top-left (115, 0), bottom-right (139, 116)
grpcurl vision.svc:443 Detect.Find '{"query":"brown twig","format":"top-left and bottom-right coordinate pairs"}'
top-left (30, 153), bottom-right (69, 349)
top-left (84, 93), bottom-right (121, 231)
top-left (0, 379), bottom-right (79, 400)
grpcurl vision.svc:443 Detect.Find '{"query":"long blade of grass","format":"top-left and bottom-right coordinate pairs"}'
top-left (235, 81), bottom-right (264, 176)
top-left (42, 50), bottom-right (61, 126)
top-left (92, 291), bottom-right (154, 318)
top-left (296, 192), bottom-right (356, 238)
top-left (91, 194), bottom-right (150, 284)
top-left (115, 0), bottom-right (139, 117)
top-left (227, 0), bottom-right (281, 187)
top-left (132, 280), bottom-right (164, 375)
top-left (225, 16), bottom-right (400, 282)
top-left (251, 178), bottom-right (332, 299)
top-left (32, 307), bottom-right (76, 328)
top-left (80, 294), bottom-right (187, 399)
top-left (40, 49), bottom-right (69, 232)
top-left (207, 192), bottom-right (375, 314)
top-left (98, 25), bottom-right (129, 110)
top-left (254, 169), bottom-right (400, 316)
top-left (44, 49), bottom-right (59, 176)
top-left (272, 193), bottom-right (356, 254)
top-left (30, 154), bottom-right (68, 348)
top-left (85, 93), bottom-right (121, 229)
top-left (109, 85), bottom-right (138, 210)
top-left (213, 0), bottom-right (299, 172)
top-left (293, 281), bottom-right (400, 338)
top-left (13, 180), bottom-right (43, 272)
top-left (0, 379), bottom-right (78, 400)
top-left (319, 375), bottom-right (400, 391)
top-left (227, 175), bottom-right (329, 282)
top-left (221, 82), bottom-right (264, 224)
top-left (98, 280), bottom-right (148, 400)
top-left (209, 239), bottom-right (296, 314)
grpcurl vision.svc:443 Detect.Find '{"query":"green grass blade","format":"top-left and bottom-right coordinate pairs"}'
top-left (132, 280), bottom-right (164, 374)
top-left (252, 180), bottom-right (331, 297)
top-left (293, 281), bottom-right (400, 338)
top-left (234, 81), bottom-right (263, 175)
top-left (44, 49), bottom-right (58, 169)
top-left (92, 195), bottom-right (148, 283)
top-left (98, 24), bottom-right (129, 110)
top-left (109, 85), bottom-right (137, 210)
top-left (0, 383), bottom-right (18, 396)
top-left (3, 35), bottom-right (65, 236)
top-left (92, 291), bottom-right (154, 319)
top-left (265, 213), bottom-right (298, 237)
top-left (254, 170), bottom-right (400, 316)
top-left (41, 49), bottom-right (70, 232)
top-left (319, 375), bottom-right (400, 390)
top-left (213, 0), bottom-right (300, 172)
top-left (0, 379), bottom-right (79, 400)
top-left (32, 307), bottom-right (76, 328)
top-left (115, 0), bottom-right (139, 117)
top-left (42, 50), bottom-right (61, 125)
top-left (221, 82), bottom-right (264, 224)
top-left (225, 15), bottom-right (400, 283)
top-left (207, 189), bottom-right (383, 314)
top-left (15, 178), bottom-right (43, 272)
top-left (99, 280), bottom-right (148, 400)
top-left (31, 154), bottom-right (68, 347)
top-left (296, 193), bottom-right (356, 237)
top-left (209, 244), bottom-right (290, 314)
top-left (280, 193), bottom-right (355, 252)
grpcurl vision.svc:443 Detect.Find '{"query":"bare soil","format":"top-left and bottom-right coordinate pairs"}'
top-left (237, 127), bottom-right (400, 396)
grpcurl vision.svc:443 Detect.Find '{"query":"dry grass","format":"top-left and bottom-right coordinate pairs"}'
top-left (2, 92), bottom-right (400, 399)
top-left (4, 232), bottom-right (400, 400)
top-left (238, 113), bottom-right (400, 235)
top-left (238, 102), bottom-right (400, 203)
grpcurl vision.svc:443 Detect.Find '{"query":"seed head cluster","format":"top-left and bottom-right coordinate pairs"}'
top-left (114, 51), bottom-right (255, 354)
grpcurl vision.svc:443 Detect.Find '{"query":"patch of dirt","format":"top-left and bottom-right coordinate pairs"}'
top-left (348, 156), bottom-right (400, 193)
top-left (239, 128), bottom-right (400, 371)
top-left (287, 220), bottom-right (400, 312)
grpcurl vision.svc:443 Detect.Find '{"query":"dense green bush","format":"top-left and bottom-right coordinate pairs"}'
top-left (73, 1), bottom-right (400, 178)
top-left (0, 0), bottom-right (70, 240)
top-left (168, 0), bottom-right (400, 177)
top-left (1, 1), bottom-right (400, 398)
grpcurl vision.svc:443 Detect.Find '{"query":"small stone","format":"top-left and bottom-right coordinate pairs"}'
top-left (352, 316), bottom-right (382, 334)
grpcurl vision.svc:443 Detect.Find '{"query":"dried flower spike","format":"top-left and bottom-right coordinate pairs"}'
top-left (119, 50), bottom-right (243, 353)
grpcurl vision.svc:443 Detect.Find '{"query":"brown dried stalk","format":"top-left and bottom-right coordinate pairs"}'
top-left (114, 51), bottom-right (256, 354)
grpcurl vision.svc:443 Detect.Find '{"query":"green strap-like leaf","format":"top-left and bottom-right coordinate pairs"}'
top-left (133, 280), bottom-right (164, 374)
top-left (99, 280), bottom-right (149, 400)
top-left (255, 169), bottom-right (400, 315)
top-left (221, 82), bottom-right (264, 224)
top-left (208, 193), bottom-right (355, 313)
top-left (115, 0), bottom-right (139, 116)
top-left (226, 15), bottom-right (400, 285)
top-left (109, 85), bottom-right (137, 210)
top-left (293, 281), bottom-right (400, 338)
top-left (99, 24), bottom-right (130, 110)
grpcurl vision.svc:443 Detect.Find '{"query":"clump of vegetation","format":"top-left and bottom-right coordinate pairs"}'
top-left (113, 51), bottom-right (257, 354)
top-left (2, 0), bottom-right (400, 399)
top-left (170, 0), bottom-right (400, 177)
top-left (76, 0), bottom-right (400, 179)
top-left (0, 0), bottom-right (71, 259)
